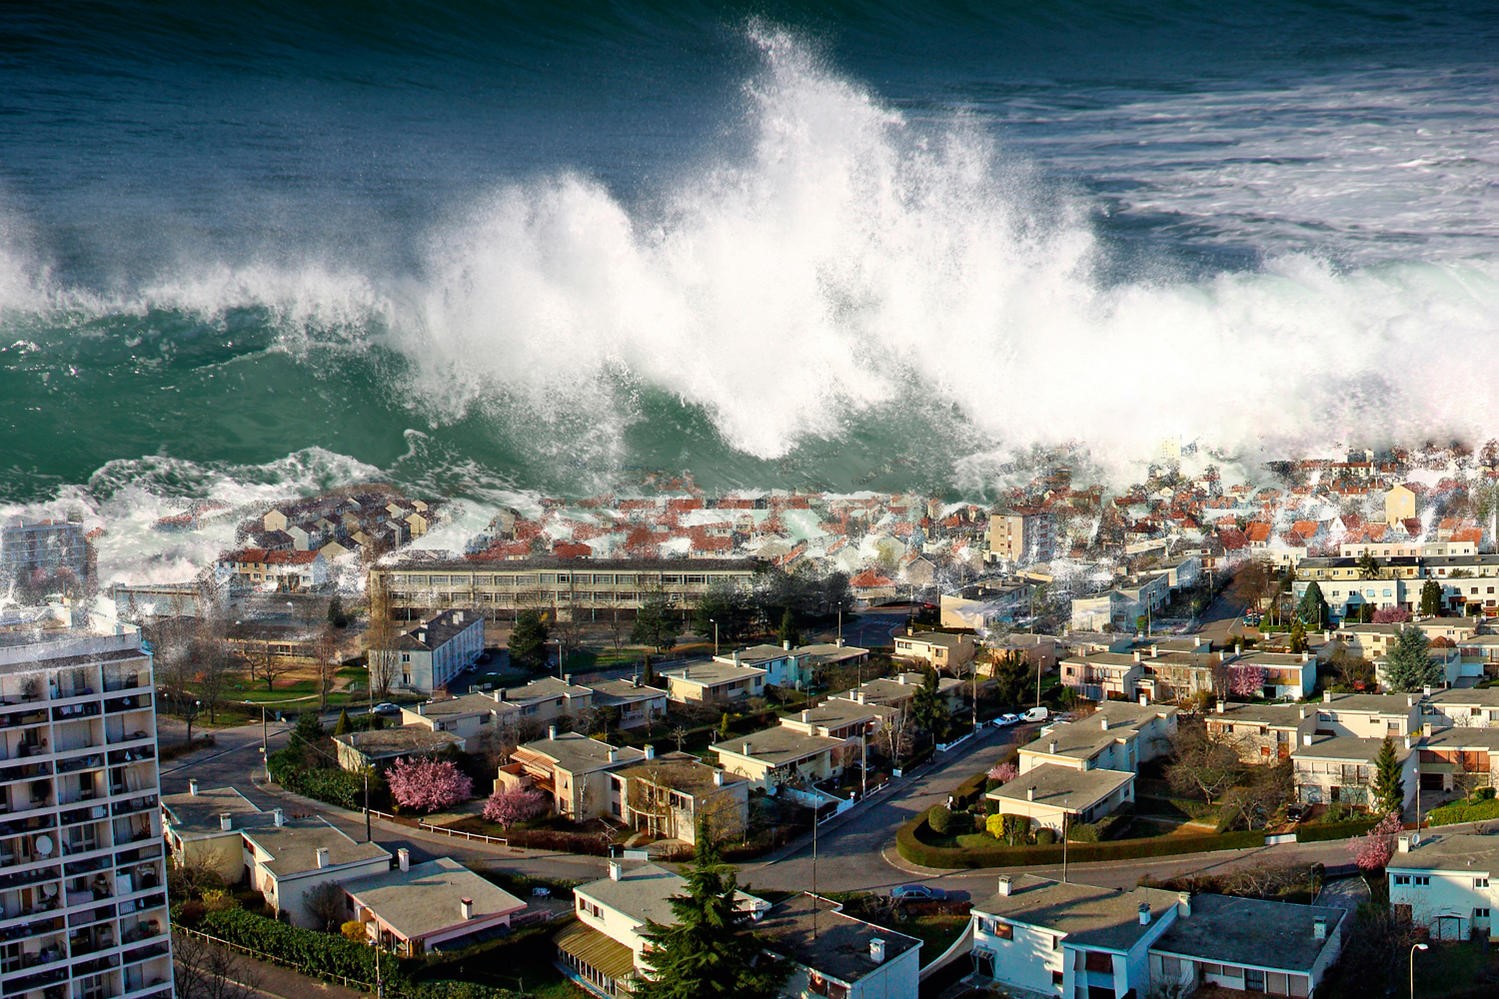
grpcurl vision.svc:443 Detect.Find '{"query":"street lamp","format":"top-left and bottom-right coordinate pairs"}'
top-left (710, 618), bottom-right (719, 657)
top-left (1410, 941), bottom-right (1427, 999)
top-left (555, 638), bottom-right (564, 677)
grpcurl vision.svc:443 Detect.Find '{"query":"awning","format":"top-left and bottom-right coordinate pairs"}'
top-left (554, 921), bottom-right (637, 982)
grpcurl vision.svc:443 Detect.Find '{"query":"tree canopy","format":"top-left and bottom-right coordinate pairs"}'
top-left (910, 666), bottom-right (950, 742)
top-left (509, 610), bottom-right (550, 671)
top-left (632, 594), bottom-right (679, 653)
top-left (1382, 625), bottom-right (1438, 693)
top-left (1420, 579), bottom-right (1444, 616)
top-left (692, 582), bottom-right (754, 644)
top-left (1371, 736), bottom-right (1405, 817)
top-left (634, 831), bottom-right (789, 999)
top-left (1296, 582), bottom-right (1328, 627)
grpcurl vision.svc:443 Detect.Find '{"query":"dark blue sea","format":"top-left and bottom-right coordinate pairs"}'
top-left (1, 0), bottom-right (1496, 521)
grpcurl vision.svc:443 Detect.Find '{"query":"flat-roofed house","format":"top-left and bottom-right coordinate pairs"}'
top-left (587, 677), bottom-right (668, 730)
top-left (986, 763), bottom-right (1135, 834)
top-left (495, 675), bottom-right (596, 726)
top-left (332, 727), bottom-right (466, 771)
top-left (1059, 650), bottom-right (1144, 702)
top-left (1314, 691), bottom-right (1421, 738)
top-left (661, 661), bottom-right (767, 704)
top-left (400, 691), bottom-right (515, 741)
top-left (1291, 731), bottom-right (1417, 809)
top-left (715, 643), bottom-right (810, 689)
top-left (970, 875), bottom-right (1180, 998)
top-left (159, 783), bottom-right (273, 883)
top-left (1423, 687), bottom-right (1499, 730)
top-left (611, 749), bottom-right (749, 845)
top-left (241, 818), bottom-right (392, 928)
top-left (500, 729), bottom-right (645, 821)
top-left (1016, 702), bottom-right (1178, 776)
top-left (892, 630), bottom-right (977, 674)
top-left (712, 725), bottom-right (848, 790)
top-left (1416, 726), bottom-right (1499, 795)
top-left (1204, 701), bottom-right (1316, 764)
top-left (1149, 893), bottom-right (1347, 997)
top-left (756, 893), bottom-right (922, 999)
top-left (1228, 650), bottom-right (1320, 700)
top-left (1387, 830), bottom-right (1499, 941)
top-left (344, 854), bottom-right (526, 956)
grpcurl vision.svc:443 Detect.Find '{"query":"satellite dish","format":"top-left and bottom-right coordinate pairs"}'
top-left (34, 835), bottom-right (52, 856)
top-left (42, 883), bottom-right (57, 898)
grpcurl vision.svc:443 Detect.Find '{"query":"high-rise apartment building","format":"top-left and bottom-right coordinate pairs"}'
top-left (986, 510), bottom-right (1056, 566)
top-left (0, 519), bottom-right (91, 590)
top-left (0, 613), bottom-right (172, 999)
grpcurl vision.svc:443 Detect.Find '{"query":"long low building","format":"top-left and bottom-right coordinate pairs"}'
top-left (373, 557), bottom-right (760, 622)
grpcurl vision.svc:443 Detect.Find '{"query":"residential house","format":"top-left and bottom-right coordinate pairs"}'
top-left (611, 749), bottom-right (749, 845)
top-left (1148, 893), bottom-right (1346, 998)
top-left (1315, 691), bottom-right (1421, 738)
top-left (1016, 702), bottom-right (1178, 776)
top-left (793, 641), bottom-right (872, 683)
top-left (715, 643), bottom-right (811, 689)
top-left (661, 661), bottom-right (767, 704)
top-left (1204, 702), bottom-right (1316, 765)
top-left (1291, 731), bottom-right (1417, 809)
top-left (892, 630), bottom-right (977, 675)
top-left (1373, 644), bottom-right (1465, 690)
top-left (557, 861), bottom-right (767, 995)
top-left (240, 817), bottom-right (392, 928)
top-left (222, 548), bottom-right (328, 592)
top-left (834, 671), bottom-right (965, 722)
top-left (1387, 830), bottom-right (1499, 940)
top-left (848, 570), bottom-right (898, 604)
top-left (986, 764), bottom-right (1135, 835)
top-left (344, 853), bottom-right (526, 957)
top-left (495, 674), bottom-right (596, 727)
top-left (1228, 650), bottom-right (1320, 700)
top-left (971, 875), bottom-right (1181, 998)
top-left (756, 893), bottom-right (922, 999)
top-left (400, 691), bottom-right (513, 742)
top-left (1416, 726), bottom-right (1499, 795)
top-left (1422, 687), bottom-right (1499, 730)
top-left (332, 727), bottom-right (466, 772)
top-left (588, 678), bottom-right (669, 730)
top-left (372, 608), bottom-right (485, 695)
top-left (160, 783), bottom-right (275, 883)
top-left (712, 725), bottom-right (849, 790)
top-left (498, 729), bottom-right (644, 821)
top-left (1059, 651), bottom-right (1144, 702)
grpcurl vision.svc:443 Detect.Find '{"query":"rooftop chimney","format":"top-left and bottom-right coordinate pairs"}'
top-left (742, 741), bottom-right (752, 754)
top-left (416, 703), bottom-right (425, 716)
top-left (898, 674), bottom-right (908, 685)
top-left (188, 779), bottom-right (199, 796)
top-left (1407, 695), bottom-right (1415, 708)
top-left (784, 639), bottom-right (791, 651)
top-left (1235, 643), bottom-right (1243, 657)
top-left (1302, 651), bottom-right (1310, 662)
top-left (565, 674), bottom-right (573, 685)
top-left (1100, 716), bottom-right (1110, 731)
top-left (608, 748), bottom-right (619, 763)
top-left (1404, 735), bottom-right (1412, 750)
top-left (494, 688), bottom-right (506, 702)
top-left (219, 813), bottom-right (232, 832)
top-left (1133, 651), bottom-right (1142, 663)
top-left (1049, 740), bottom-right (1058, 754)
top-left (273, 808), bottom-right (284, 827)
top-left (644, 744), bottom-right (655, 760)
top-left (1324, 630), bottom-right (1331, 642)
top-left (1193, 636), bottom-right (1202, 648)
top-left (1151, 645), bottom-right (1158, 657)
top-left (713, 770), bottom-right (724, 787)
top-left (996, 875), bottom-right (1013, 897)
top-left (1423, 685), bottom-right (1433, 697)
top-left (1176, 892), bottom-right (1191, 918)
top-left (870, 938), bottom-right (886, 964)
top-left (801, 710), bottom-right (811, 723)
top-left (1302, 732), bottom-right (1314, 747)
top-left (1139, 693), bottom-right (1149, 707)
top-left (1323, 690), bottom-right (1333, 703)
top-left (1027, 786), bottom-right (1036, 802)
top-left (1216, 700), bottom-right (1225, 715)
top-left (1313, 917), bottom-right (1327, 941)
top-left (315, 847), bottom-right (330, 869)
top-left (608, 860), bottom-right (623, 882)
top-left (1138, 902), bottom-right (1152, 925)
top-left (398, 848), bottom-right (409, 872)
top-left (1397, 834), bottom-right (1413, 853)
top-left (460, 897), bottom-right (474, 919)
top-left (548, 725), bottom-right (558, 741)
top-left (416, 630), bottom-right (427, 645)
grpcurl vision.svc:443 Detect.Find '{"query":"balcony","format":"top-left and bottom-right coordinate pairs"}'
top-left (103, 672), bottom-right (144, 693)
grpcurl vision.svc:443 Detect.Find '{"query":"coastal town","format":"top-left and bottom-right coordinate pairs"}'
top-left (8, 441), bottom-right (1499, 998)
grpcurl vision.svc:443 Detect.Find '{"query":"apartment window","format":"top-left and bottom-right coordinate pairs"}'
top-left (1478, 908), bottom-right (1492, 918)
top-left (1393, 875), bottom-right (1411, 886)
top-left (988, 919), bottom-right (1013, 940)
top-left (1413, 876), bottom-right (1430, 887)
top-left (1245, 968), bottom-right (1266, 992)
top-left (1476, 878), bottom-right (1490, 889)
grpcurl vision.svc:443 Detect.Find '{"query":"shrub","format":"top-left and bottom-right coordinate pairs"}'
top-left (946, 811), bottom-right (973, 836)
top-left (1478, 787), bottom-right (1497, 801)
top-left (1428, 796), bottom-right (1499, 827)
top-left (1034, 827), bottom-right (1057, 845)
top-left (1296, 818), bottom-right (1379, 842)
top-left (928, 805), bottom-right (954, 836)
top-left (951, 773), bottom-right (989, 809)
top-left (985, 813), bottom-right (1005, 839)
top-left (341, 921), bottom-right (368, 942)
top-left (1068, 823), bottom-right (1100, 843)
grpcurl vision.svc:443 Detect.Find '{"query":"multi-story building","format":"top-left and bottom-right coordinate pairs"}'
top-left (986, 510), bottom-right (1055, 566)
top-left (0, 616), bottom-right (172, 999)
top-left (0, 518), bottom-right (90, 590)
top-left (1387, 830), bottom-right (1499, 941)
top-left (373, 558), bottom-right (759, 623)
top-left (370, 608), bottom-right (485, 695)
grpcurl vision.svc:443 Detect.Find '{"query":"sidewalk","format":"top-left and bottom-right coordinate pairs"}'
top-left (225, 952), bottom-right (367, 999)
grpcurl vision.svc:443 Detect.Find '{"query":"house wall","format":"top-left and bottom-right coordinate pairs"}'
top-left (849, 945), bottom-right (921, 999)
top-left (1389, 866), bottom-right (1498, 939)
top-left (973, 912), bottom-right (1064, 995)
top-left (1294, 751), bottom-right (1418, 809)
top-left (261, 858), bottom-right (392, 928)
top-left (171, 831), bottom-right (245, 884)
top-left (575, 891), bottom-right (651, 971)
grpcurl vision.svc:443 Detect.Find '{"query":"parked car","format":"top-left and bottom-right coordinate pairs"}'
top-left (1283, 803), bottom-right (1306, 823)
top-left (991, 713), bottom-right (1020, 728)
top-left (372, 702), bottom-right (402, 716)
top-left (1021, 706), bottom-right (1049, 722)
top-left (891, 884), bottom-right (947, 902)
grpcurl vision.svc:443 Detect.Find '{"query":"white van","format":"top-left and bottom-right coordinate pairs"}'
top-left (1021, 706), bottom-right (1049, 723)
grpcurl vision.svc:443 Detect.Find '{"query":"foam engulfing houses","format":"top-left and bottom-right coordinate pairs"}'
top-left (371, 608), bottom-right (484, 695)
top-left (343, 854), bottom-right (526, 956)
top-left (1387, 830), bottom-right (1499, 941)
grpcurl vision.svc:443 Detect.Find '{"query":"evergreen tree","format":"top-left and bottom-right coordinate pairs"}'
top-left (1288, 619), bottom-right (1308, 654)
top-left (1420, 579), bottom-right (1443, 616)
top-left (333, 708), bottom-right (352, 736)
top-left (1296, 581), bottom-right (1329, 627)
top-left (776, 607), bottom-right (800, 649)
top-left (692, 583), bottom-right (752, 644)
top-left (718, 712), bottom-right (731, 742)
top-left (1383, 626), bottom-right (1438, 692)
top-left (911, 666), bottom-right (950, 742)
top-left (1371, 735), bottom-right (1405, 818)
top-left (288, 711), bottom-right (327, 768)
top-left (634, 824), bottom-right (790, 999)
top-left (632, 594), bottom-right (679, 653)
top-left (509, 610), bottom-right (549, 672)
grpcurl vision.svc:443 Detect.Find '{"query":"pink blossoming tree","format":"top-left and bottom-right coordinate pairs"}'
top-left (1349, 811), bottom-right (1404, 884)
top-left (1229, 664), bottom-right (1267, 699)
top-left (483, 785), bottom-right (551, 829)
top-left (987, 762), bottom-right (1018, 784)
top-left (1372, 607), bottom-right (1412, 624)
top-left (387, 757), bottom-right (473, 814)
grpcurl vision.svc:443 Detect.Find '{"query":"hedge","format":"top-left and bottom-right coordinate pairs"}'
top-left (1428, 797), bottom-right (1499, 826)
top-left (1294, 818), bottom-right (1379, 842)
top-left (897, 809), bottom-right (1266, 869)
top-left (268, 748), bottom-right (376, 811)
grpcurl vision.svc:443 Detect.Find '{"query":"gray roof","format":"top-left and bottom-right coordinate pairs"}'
top-left (1386, 831), bottom-right (1499, 873)
top-left (615, 752), bottom-right (747, 795)
top-left (1319, 692), bottom-right (1419, 716)
top-left (755, 894), bottom-right (921, 984)
top-left (241, 817), bottom-right (391, 877)
top-left (342, 858), bottom-right (525, 941)
top-left (898, 631), bottom-right (970, 650)
top-left (160, 786), bottom-right (272, 836)
top-left (1151, 894), bottom-right (1345, 973)
top-left (411, 692), bottom-right (505, 719)
top-left (713, 725), bottom-right (846, 767)
top-left (851, 672), bottom-right (963, 704)
top-left (1293, 733), bottom-right (1411, 763)
top-left (1207, 702), bottom-right (1311, 728)
top-left (391, 609), bottom-right (481, 652)
top-left (718, 643), bottom-right (795, 666)
top-left (575, 862), bottom-right (765, 929)
top-left (664, 661), bottom-right (768, 687)
top-left (794, 643), bottom-right (870, 664)
top-left (1423, 727), bottom-right (1499, 751)
top-left (501, 675), bottom-right (592, 703)
top-left (1020, 702), bottom-right (1176, 762)
top-left (987, 764), bottom-right (1133, 812)
top-left (974, 877), bottom-right (1181, 952)
top-left (787, 699), bottom-right (895, 731)
top-left (516, 732), bottom-right (645, 774)
top-left (588, 678), bottom-right (669, 707)
top-left (334, 727), bottom-right (464, 758)
top-left (1427, 687), bottom-right (1499, 708)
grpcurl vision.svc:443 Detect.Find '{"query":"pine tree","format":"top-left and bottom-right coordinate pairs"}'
top-left (1288, 619), bottom-right (1308, 654)
top-left (776, 607), bottom-right (800, 649)
top-left (509, 610), bottom-right (549, 671)
top-left (632, 594), bottom-right (678, 653)
top-left (911, 666), bottom-right (949, 742)
top-left (634, 824), bottom-right (790, 999)
top-left (1371, 735), bottom-right (1405, 817)
top-left (333, 708), bottom-right (352, 736)
top-left (1296, 582), bottom-right (1329, 627)
top-left (1420, 579), bottom-right (1443, 616)
top-left (1382, 625), bottom-right (1437, 693)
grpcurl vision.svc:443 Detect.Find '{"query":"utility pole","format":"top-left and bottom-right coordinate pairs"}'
top-left (365, 767), bottom-right (373, 843)
top-left (261, 705), bottom-right (270, 781)
top-left (1061, 800), bottom-right (1070, 884)
top-left (710, 618), bottom-right (719, 657)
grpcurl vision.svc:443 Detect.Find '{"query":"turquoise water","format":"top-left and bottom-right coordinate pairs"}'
top-left (1, 1), bottom-right (1496, 506)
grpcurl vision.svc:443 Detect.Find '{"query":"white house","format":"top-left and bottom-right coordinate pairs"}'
top-left (240, 817), bottom-right (391, 928)
top-left (373, 608), bottom-right (485, 694)
top-left (1387, 830), bottom-right (1499, 941)
top-left (343, 853), bottom-right (526, 956)
top-left (1148, 893), bottom-right (1346, 997)
top-left (756, 893), bottom-right (922, 999)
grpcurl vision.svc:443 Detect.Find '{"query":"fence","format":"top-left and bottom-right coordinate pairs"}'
top-left (361, 807), bottom-right (510, 847)
top-left (173, 925), bottom-right (375, 993)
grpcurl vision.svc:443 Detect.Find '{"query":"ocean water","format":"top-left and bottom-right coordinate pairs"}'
top-left (1, 0), bottom-right (1497, 519)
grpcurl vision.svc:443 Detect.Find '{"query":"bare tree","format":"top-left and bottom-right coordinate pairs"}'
top-left (365, 577), bottom-right (400, 699)
top-left (190, 622), bottom-right (237, 725)
top-left (173, 929), bottom-right (263, 999)
top-left (314, 626), bottom-right (339, 711)
top-left (670, 725), bottom-right (689, 753)
top-left (244, 642), bottom-right (294, 694)
top-left (1165, 720), bottom-right (1244, 806)
top-left (302, 882), bottom-right (347, 933)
